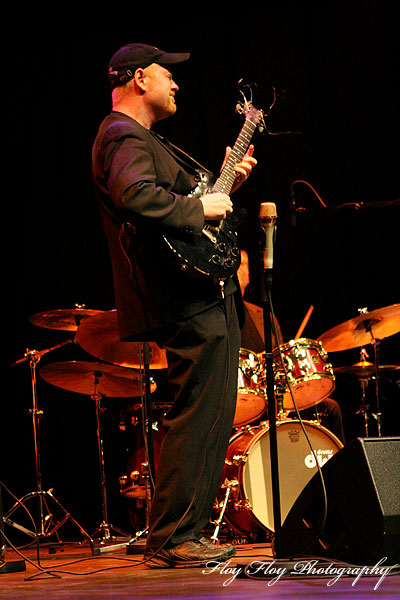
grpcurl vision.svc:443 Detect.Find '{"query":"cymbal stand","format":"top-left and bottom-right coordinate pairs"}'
top-left (356, 376), bottom-right (370, 437)
top-left (6, 341), bottom-right (92, 544)
top-left (125, 342), bottom-right (156, 554)
top-left (90, 373), bottom-right (130, 545)
top-left (371, 338), bottom-right (383, 437)
top-left (358, 310), bottom-right (383, 436)
top-left (95, 344), bottom-right (155, 555)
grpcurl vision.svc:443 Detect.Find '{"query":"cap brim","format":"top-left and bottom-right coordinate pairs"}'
top-left (158, 52), bottom-right (190, 65)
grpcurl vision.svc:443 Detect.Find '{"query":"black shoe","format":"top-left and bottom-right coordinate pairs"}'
top-left (198, 536), bottom-right (236, 558)
top-left (144, 539), bottom-right (236, 568)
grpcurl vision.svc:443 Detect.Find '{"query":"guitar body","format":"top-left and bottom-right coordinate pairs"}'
top-left (163, 217), bottom-right (242, 280)
top-left (162, 170), bottom-right (243, 279)
top-left (162, 102), bottom-right (263, 280)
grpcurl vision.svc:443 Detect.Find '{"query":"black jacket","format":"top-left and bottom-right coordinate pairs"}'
top-left (92, 111), bottom-right (241, 340)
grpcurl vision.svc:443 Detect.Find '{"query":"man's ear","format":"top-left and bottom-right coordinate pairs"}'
top-left (133, 68), bottom-right (146, 92)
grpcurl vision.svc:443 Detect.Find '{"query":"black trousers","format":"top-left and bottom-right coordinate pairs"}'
top-left (145, 294), bottom-right (240, 550)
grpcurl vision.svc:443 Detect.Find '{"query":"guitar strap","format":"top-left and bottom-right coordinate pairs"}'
top-left (149, 130), bottom-right (213, 177)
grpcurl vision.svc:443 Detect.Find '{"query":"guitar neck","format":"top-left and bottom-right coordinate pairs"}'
top-left (212, 111), bottom-right (259, 195)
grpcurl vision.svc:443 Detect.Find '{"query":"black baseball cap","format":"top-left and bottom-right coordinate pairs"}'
top-left (108, 42), bottom-right (190, 89)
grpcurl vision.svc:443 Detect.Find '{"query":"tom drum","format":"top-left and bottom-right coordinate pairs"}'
top-left (233, 349), bottom-right (267, 428)
top-left (273, 338), bottom-right (335, 411)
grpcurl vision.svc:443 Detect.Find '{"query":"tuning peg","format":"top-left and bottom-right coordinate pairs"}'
top-left (257, 112), bottom-right (266, 133)
top-left (235, 102), bottom-right (244, 114)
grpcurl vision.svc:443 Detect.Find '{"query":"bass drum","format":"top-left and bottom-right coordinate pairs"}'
top-left (218, 420), bottom-right (343, 536)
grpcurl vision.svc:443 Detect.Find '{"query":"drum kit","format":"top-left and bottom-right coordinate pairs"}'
top-left (6, 301), bottom-right (399, 547)
top-left (213, 302), bottom-right (400, 541)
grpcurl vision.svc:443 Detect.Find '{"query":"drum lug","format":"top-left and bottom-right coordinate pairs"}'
top-left (234, 499), bottom-right (252, 512)
top-left (225, 454), bottom-right (247, 466)
top-left (220, 477), bottom-right (239, 491)
top-left (317, 340), bottom-right (328, 358)
top-left (232, 453), bottom-right (247, 466)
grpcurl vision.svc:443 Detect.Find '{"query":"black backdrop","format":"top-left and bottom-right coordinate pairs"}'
top-left (4, 4), bottom-right (399, 540)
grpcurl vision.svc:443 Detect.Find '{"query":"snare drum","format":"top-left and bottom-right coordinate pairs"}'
top-left (273, 338), bottom-right (335, 410)
top-left (218, 419), bottom-right (343, 535)
top-left (233, 349), bottom-right (267, 428)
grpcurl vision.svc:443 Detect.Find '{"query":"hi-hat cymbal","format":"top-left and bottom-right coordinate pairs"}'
top-left (334, 361), bottom-right (400, 378)
top-left (29, 308), bottom-right (104, 331)
top-left (39, 361), bottom-right (155, 397)
top-left (76, 310), bottom-right (168, 369)
top-left (318, 303), bottom-right (400, 352)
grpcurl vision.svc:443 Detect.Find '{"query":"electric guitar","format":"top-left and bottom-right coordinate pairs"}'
top-left (162, 101), bottom-right (264, 280)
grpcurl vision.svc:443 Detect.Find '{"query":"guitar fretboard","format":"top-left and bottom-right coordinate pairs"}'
top-left (213, 108), bottom-right (260, 195)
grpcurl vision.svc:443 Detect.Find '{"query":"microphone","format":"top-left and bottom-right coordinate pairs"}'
top-left (259, 202), bottom-right (277, 271)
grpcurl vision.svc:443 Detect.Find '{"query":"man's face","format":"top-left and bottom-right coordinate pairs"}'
top-left (142, 63), bottom-right (179, 122)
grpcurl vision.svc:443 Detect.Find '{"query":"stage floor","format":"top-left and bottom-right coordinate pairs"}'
top-left (1, 539), bottom-right (399, 599)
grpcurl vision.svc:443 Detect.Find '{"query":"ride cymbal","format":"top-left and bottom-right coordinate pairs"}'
top-left (29, 307), bottom-right (104, 331)
top-left (317, 303), bottom-right (400, 352)
top-left (76, 310), bottom-right (168, 369)
top-left (39, 360), bottom-right (155, 397)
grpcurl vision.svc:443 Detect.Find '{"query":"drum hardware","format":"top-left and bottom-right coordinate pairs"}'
top-left (356, 374), bottom-right (370, 437)
top-left (119, 403), bottom-right (169, 539)
top-left (7, 342), bottom-right (92, 545)
top-left (119, 470), bottom-right (144, 499)
top-left (121, 341), bottom-right (161, 555)
top-left (210, 479), bottom-right (239, 543)
top-left (119, 459), bottom-right (153, 502)
top-left (120, 463), bottom-right (152, 531)
top-left (318, 303), bottom-right (400, 436)
top-left (39, 360), bottom-right (149, 547)
top-left (229, 454), bottom-right (247, 467)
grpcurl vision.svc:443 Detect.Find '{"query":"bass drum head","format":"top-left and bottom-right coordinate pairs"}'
top-left (242, 420), bottom-right (343, 533)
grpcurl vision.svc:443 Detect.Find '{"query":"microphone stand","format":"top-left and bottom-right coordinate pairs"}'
top-left (258, 202), bottom-right (282, 558)
top-left (259, 259), bottom-right (282, 558)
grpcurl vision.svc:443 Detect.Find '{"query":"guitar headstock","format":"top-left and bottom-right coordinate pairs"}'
top-left (235, 80), bottom-right (266, 132)
top-left (235, 100), bottom-right (265, 133)
top-left (236, 80), bottom-right (302, 137)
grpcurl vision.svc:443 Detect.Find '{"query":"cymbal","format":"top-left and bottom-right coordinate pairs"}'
top-left (318, 303), bottom-right (400, 352)
top-left (334, 361), bottom-right (400, 378)
top-left (39, 361), bottom-right (155, 397)
top-left (29, 308), bottom-right (104, 331)
top-left (76, 310), bottom-right (168, 369)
